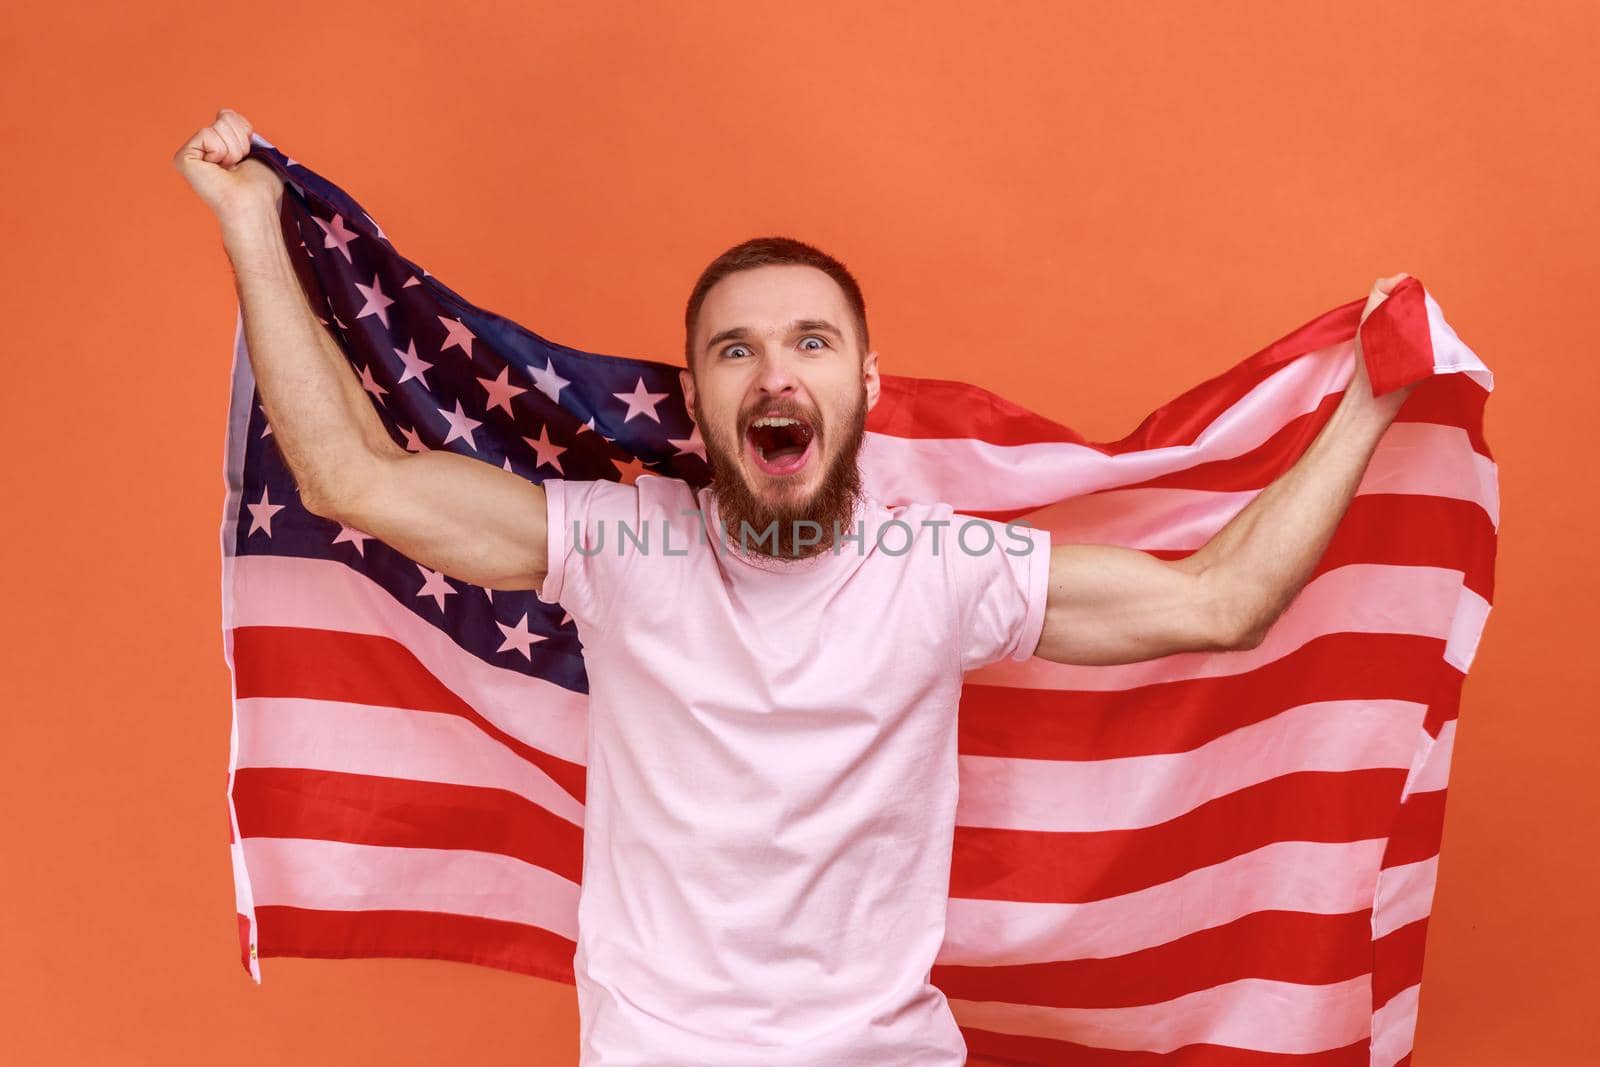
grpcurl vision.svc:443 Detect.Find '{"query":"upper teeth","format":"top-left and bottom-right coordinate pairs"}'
top-left (752, 417), bottom-right (802, 428)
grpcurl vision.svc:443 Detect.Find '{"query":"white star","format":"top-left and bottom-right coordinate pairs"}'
top-left (354, 274), bottom-right (394, 327)
top-left (437, 399), bottom-right (483, 451)
top-left (313, 213), bottom-right (359, 263)
top-left (361, 211), bottom-right (388, 241)
top-left (332, 523), bottom-right (373, 556)
top-left (394, 340), bottom-right (434, 387)
top-left (559, 611), bottom-right (572, 627)
top-left (415, 565), bottom-right (457, 612)
top-left (439, 316), bottom-right (476, 359)
top-left (246, 487), bottom-right (286, 537)
top-left (613, 378), bottom-right (669, 423)
top-left (523, 425), bottom-right (566, 473)
top-left (529, 358), bottom-right (569, 404)
top-left (610, 455), bottom-right (650, 485)
top-left (399, 424), bottom-right (428, 452)
top-left (358, 362), bottom-right (388, 402)
top-left (495, 613), bottom-right (547, 660)
top-left (403, 274), bottom-right (421, 288)
top-left (667, 425), bottom-right (707, 460)
top-left (477, 366), bottom-right (527, 416)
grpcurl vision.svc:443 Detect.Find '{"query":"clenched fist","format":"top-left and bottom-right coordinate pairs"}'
top-left (172, 107), bottom-right (284, 226)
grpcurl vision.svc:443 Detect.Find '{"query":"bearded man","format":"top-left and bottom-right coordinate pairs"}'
top-left (177, 106), bottom-right (1415, 1067)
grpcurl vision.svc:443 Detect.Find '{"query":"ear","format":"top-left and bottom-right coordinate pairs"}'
top-left (862, 348), bottom-right (881, 412)
top-left (679, 365), bottom-right (697, 418)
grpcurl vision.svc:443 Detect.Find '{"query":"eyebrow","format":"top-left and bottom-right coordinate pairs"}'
top-left (704, 318), bottom-right (845, 353)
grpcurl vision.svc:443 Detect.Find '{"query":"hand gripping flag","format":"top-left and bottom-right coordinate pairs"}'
top-left (222, 132), bottom-right (1497, 1066)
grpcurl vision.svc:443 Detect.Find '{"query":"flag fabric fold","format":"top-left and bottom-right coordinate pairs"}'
top-left (221, 132), bottom-right (1497, 1066)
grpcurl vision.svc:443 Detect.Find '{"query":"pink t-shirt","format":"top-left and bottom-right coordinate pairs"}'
top-left (537, 475), bottom-right (1051, 1066)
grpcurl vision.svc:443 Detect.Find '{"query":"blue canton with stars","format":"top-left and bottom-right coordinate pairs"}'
top-left (232, 135), bottom-right (710, 695)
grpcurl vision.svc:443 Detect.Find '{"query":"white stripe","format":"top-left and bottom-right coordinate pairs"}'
top-left (1371, 982), bottom-right (1421, 1067)
top-left (864, 346), bottom-right (1354, 509)
top-left (1424, 289), bottom-right (1493, 391)
top-left (974, 421), bottom-right (1497, 548)
top-left (938, 839), bottom-right (1387, 965)
top-left (1407, 720), bottom-right (1457, 797)
top-left (947, 975), bottom-right (1371, 1055)
top-left (1445, 586), bottom-right (1492, 671)
top-left (229, 553), bottom-right (589, 764)
top-left (957, 699), bottom-right (1425, 833)
top-left (1372, 856), bottom-right (1440, 940)
top-left (242, 837), bottom-right (581, 941)
top-left (236, 697), bottom-right (586, 827)
top-left (1355, 422), bottom-right (1498, 528)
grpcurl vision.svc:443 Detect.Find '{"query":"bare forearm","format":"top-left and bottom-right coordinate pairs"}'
top-left (220, 200), bottom-right (396, 510)
top-left (1186, 385), bottom-right (1396, 643)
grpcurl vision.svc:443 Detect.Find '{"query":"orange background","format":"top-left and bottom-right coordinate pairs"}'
top-left (3, 2), bottom-right (1595, 1063)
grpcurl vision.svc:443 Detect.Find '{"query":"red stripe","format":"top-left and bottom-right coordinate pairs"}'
top-left (871, 297), bottom-right (1370, 451)
top-left (960, 412), bottom-right (1497, 543)
top-left (962, 1028), bottom-right (1369, 1066)
top-left (876, 290), bottom-right (1484, 458)
top-left (233, 766), bottom-right (585, 884)
top-left (1372, 917), bottom-right (1429, 1010)
top-left (951, 769), bottom-right (1405, 903)
top-left (933, 910), bottom-right (1373, 1009)
top-left (253, 904), bottom-right (577, 984)
top-left (231, 625), bottom-right (587, 803)
top-left (1381, 790), bottom-right (1448, 869)
top-left (959, 633), bottom-right (1462, 761)
top-left (1391, 373), bottom-right (1491, 458)
top-left (1124, 381), bottom-right (1490, 496)
top-left (968, 455), bottom-right (1495, 585)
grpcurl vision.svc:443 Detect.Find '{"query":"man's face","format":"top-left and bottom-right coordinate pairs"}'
top-left (680, 264), bottom-right (880, 557)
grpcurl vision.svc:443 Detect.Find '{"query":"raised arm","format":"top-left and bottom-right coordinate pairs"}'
top-left (175, 108), bottom-right (548, 591)
top-left (1032, 275), bottom-right (1416, 666)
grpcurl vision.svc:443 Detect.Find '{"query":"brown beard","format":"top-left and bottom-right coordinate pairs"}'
top-left (691, 384), bottom-right (867, 561)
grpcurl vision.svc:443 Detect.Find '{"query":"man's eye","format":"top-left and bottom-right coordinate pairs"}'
top-left (722, 344), bottom-right (750, 359)
top-left (800, 336), bottom-right (828, 351)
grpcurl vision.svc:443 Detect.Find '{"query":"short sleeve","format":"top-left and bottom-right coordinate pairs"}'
top-left (537, 477), bottom-right (643, 633)
top-left (947, 513), bottom-right (1052, 672)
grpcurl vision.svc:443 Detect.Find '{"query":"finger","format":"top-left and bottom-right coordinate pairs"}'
top-left (212, 114), bottom-right (246, 164)
top-left (195, 126), bottom-right (230, 164)
top-left (218, 108), bottom-right (254, 157)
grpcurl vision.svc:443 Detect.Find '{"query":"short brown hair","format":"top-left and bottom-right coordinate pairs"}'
top-left (684, 236), bottom-right (869, 367)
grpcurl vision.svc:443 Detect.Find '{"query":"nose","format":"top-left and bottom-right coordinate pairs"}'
top-left (754, 347), bottom-right (800, 398)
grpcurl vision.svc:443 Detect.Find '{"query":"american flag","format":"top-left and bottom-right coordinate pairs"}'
top-left (223, 132), bottom-right (1497, 1066)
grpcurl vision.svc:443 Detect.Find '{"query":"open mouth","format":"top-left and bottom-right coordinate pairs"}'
top-left (744, 415), bottom-right (816, 477)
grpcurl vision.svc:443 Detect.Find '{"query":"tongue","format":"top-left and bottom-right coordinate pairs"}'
top-left (750, 423), bottom-right (810, 461)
